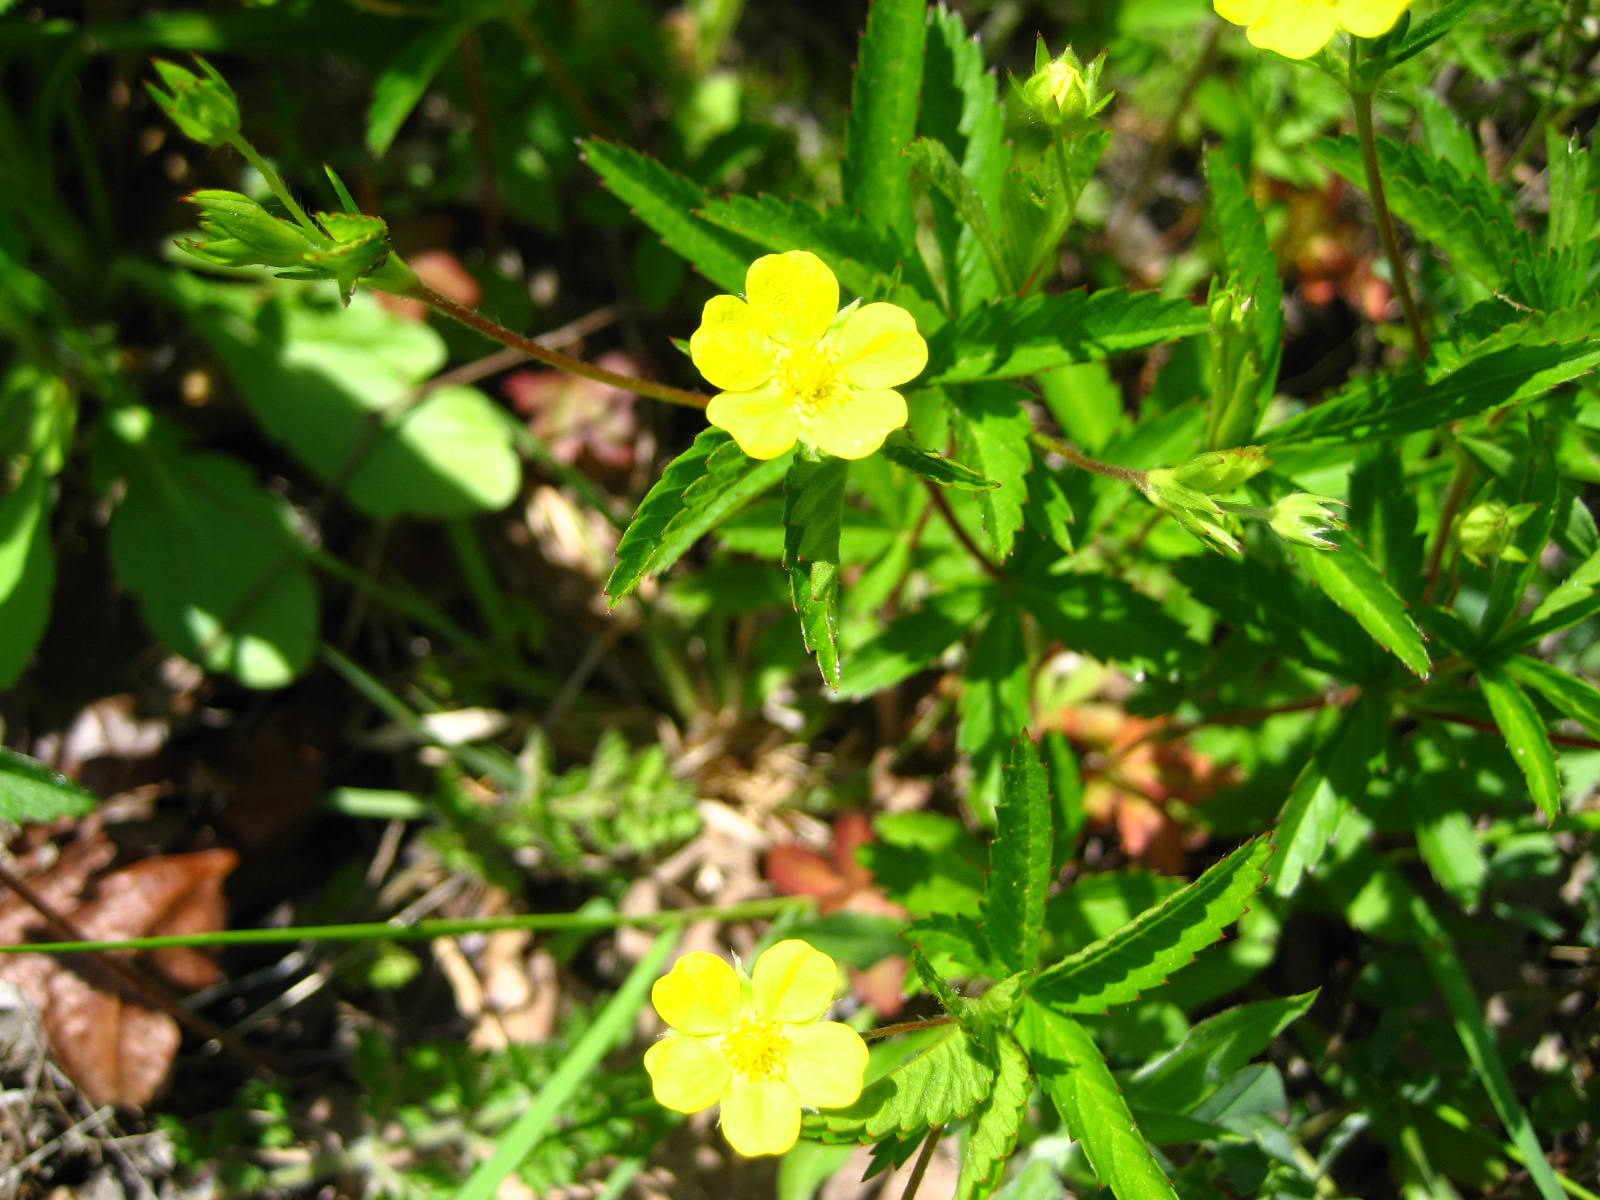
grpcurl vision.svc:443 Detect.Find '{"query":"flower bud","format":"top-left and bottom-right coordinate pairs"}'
top-left (302, 211), bottom-right (396, 303)
top-left (1015, 42), bottom-right (1113, 134)
top-left (1457, 501), bottom-right (1537, 566)
top-left (147, 57), bottom-right (240, 148)
top-left (1268, 493), bottom-right (1346, 550)
top-left (1142, 469), bottom-right (1241, 554)
top-left (182, 189), bottom-right (318, 268)
top-left (1170, 446), bottom-right (1271, 494)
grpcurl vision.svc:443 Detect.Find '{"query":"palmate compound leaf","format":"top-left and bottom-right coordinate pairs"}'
top-left (606, 428), bottom-right (790, 603)
top-left (1019, 1002), bottom-right (1180, 1200)
top-left (1028, 835), bottom-right (1274, 1013)
top-left (804, 1022), bottom-right (994, 1144)
top-left (784, 452), bottom-right (849, 688)
top-left (0, 747), bottom-right (98, 824)
top-left (983, 732), bottom-right (1054, 975)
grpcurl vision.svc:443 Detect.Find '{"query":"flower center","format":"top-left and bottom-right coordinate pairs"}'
top-left (776, 344), bottom-right (840, 417)
top-left (720, 1016), bottom-right (789, 1080)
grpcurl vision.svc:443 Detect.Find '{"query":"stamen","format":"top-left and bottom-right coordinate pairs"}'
top-left (720, 1017), bottom-right (789, 1080)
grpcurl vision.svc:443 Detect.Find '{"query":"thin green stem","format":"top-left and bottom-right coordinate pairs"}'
top-left (0, 896), bottom-right (812, 956)
top-left (413, 284), bottom-right (711, 410)
top-left (1029, 429), bottom-right (1149, 486)
top-left (1350, 87), bottom-right (1429, 360)
top-left (227, 136), bottom-right (322, 238)
top-left (923, 481), bottom-right (1007, 582)
top-left (901, 1126), bottom-right (945, 1200)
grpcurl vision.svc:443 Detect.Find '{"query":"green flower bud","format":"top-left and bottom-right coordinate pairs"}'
top-left (1170, 446), bottom-right (1271, 495)
top-left (1142, 469), bottom-right (1241, 554)
top-left (1457, 501), bottom-right (1538, 566)
top-left (147, 57), bottom-right (241, 148)
top-left (182, 189), bottom-right (318, 269)
top-left (301, 211), bottom-right (395, 304)
top-left (1014, 42), bottom-right (1113, 134)
top-left (1268, 493), bottom-right (1347, 550)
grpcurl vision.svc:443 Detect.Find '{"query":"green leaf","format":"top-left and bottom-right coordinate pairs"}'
top-left (1029, 835), bottom-right (1274, 1013)
top-left (881, 429), bottom-right (997, 491)
top-left (919, 7), bottom-right (1007, 313)
top-left (1311, 133), bottom-right (1534, 296)
top-left (1415, 804), bottom-right (1488, 912)
top-left (837, 584), bottom-right (992, 699)
top-left (607, 429), bottom-right (788, 603)
top-left (929, 290), bottom-right (1209, 383)
top-left (949, 384), bottom-right (1031, 560)
top-left (1020, 1003), bottom-right (1181, 1200)
top-left (0, 465), bottom-right (53, 688)
top-left (1388, 0), bottom-right (1486, 62)
top-left (905, 136), bottom-right (1014, 294)
top-left (0, 746), bottom-right (98, 824)
top-left (1478, 662), bottom-right (1561, 820)
top-left (1265, 340), bottom-right (1600, 447)
top-left (695, 193), bottom-right (943, 326)
top-left (1498, 545), bottom-right (1600, 648)
top-left (784, 452), bottom-right (849, 688)
top-left (983, 733), bottom-right (1054, 975)
top-left (1125, 991), bottom-right (1317, 1116)
top-left (1021, 576), bottom-right (1193, 670)
top-left (958, 600), bottom-right (1030, 818)
top-left (1408, 892), bottom-right (1565, 1200)
top-left (1348, 442), bottom-right (1424, 598)
top-left (1293, 537), bottom-right (1430, 678)
top-left (581, 140), bottom-right (755, 293)
top-left (807, 1024), bottom-right (994, 1143)
top-left (955, 1036), bottom-right (1031, 1200)
top-left (842, 0), bottom-right (927, 244)
top-left (366, 14), bottom-right (480, 157)
top-left (109, 438), bottom-right (319, 688)
top-left (1274, 696), bottom-right (1387, 897)
top-left (1503, 654), bottom-right (1600, 738)
top-left (905, 911), bottom-right (1001, 978)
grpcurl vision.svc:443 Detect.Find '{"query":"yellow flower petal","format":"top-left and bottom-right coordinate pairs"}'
top-left (644, 1035), bottom-right (733, 1113)
top-left (745, 251), bottom-right (839, 347)
top-left (801, 387), bottom-right (908, 460)
top-left (1215, 0), bottom-right (1272, 24)
top-left (691, 295), bottom-right (777, 392)
top-left (1333, 0), bottom-right (1407, 36)
top-left (707, 387), bottom-right (800, 459)
top-left (751, 939), bottom-right (838, 1024)
top-left (719, 1076), bottom-right (802, 1157)
top-left (833, 303), bottom-right (928, 390)
top-left (782, 1021), bottom-right (868, 1109)
top-left (652, 952), bottom-right (742, 1036)
top-left (1246, 0), bottom-right (1339, 56)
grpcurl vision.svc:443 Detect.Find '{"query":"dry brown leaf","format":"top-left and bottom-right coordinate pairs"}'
top-left (0, 840), bottom-right (236, 1106)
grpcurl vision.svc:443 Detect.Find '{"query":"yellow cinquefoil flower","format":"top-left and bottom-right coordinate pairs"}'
top-left (1215, 0), bottom-right (1410, 58)
top-left (643, 939), bottom-right (868, 1157)
top-left (690, 250), bottom-right (928, 460)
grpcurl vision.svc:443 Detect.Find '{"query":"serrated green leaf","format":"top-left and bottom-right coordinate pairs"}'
top-left (842, 0), bottom-right (926, 243)
top-left (920, 7), bottom-right (1007, 312)
top-left (1020, 1003), bottom-right (1181, 1200)
top-left (1503, 654), bottom-right (1600, 738)
top-left (1125, 991), bottom-right (1317, 1116)
top-left (1293, 537), bottom-right (1430, 678)
top-left (1389, 0), bottom-right (1485, 62)
top-left (958, 600), bottom-right (1030, 818)
top-left (905, 137), bottom-right (1014, 294)
top-left (881, 429), bottom-right (997, 491)
top-left (906, 912), bottom-right (1001, 978)
top-left (837, 584), bottom-right (992, 699)
top-left (607, 429), bottom-right (788, 602)
top-left (955, 1036), bottom-right (1031, 1200)
top-left (928, 290), bottom-right (1209, 383)
top-left (949, 385), bottom-right (1031, 560)
top-left (1021, 575), bottom-right (1193, 670)
top-left (807, 1024), bottom-right (993, 1143)
top-left (1545, 128), bottom-right (1597, 257)
top-left (1266, 341), bottom-right (1600, 447)
top-left (581, 140), bottom-right (754, 293)
top-left (0, 746), bottom-right (98, 824)
top-left (1030, 835), bottom-right (1274, 1013)
top-left (110, 439), bottom-right (318, 688)
top-left (984, 733), bottom-right (1054, 975)
top-left (1274, 696), bottom-right (1387, 897)
top-left (1498, 545), bottom-right (1600, 649)
top-left (694, 193), bottom-right (943, 327)
top-left (1348, 442), bottom-right (1424, 598)
top-left (784, 453), bottom-right (849, 688)
top-left (1312, 133), bottom-right (1534, 296)
top-left (1478, 662), bottom-right (1561, 820)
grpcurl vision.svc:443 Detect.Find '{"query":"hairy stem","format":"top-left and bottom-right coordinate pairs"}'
top-left (1030, 429), bottom-right (1149, 486)
top-left (228, 136), bottom-right (322, 238)
top-left (1351, 87), bottom-right (1430, 360)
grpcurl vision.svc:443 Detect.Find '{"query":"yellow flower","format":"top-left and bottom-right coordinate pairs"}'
top-left (643, 939), bottom-right (869, 1157)
top-left (690, 250), bottom-right (928, 460)
top-left (1214, 0), bottom-right (1410, 58)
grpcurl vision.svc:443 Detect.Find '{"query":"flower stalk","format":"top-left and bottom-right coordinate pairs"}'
top-left (1351, 70), bottom-right (1429, 360)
